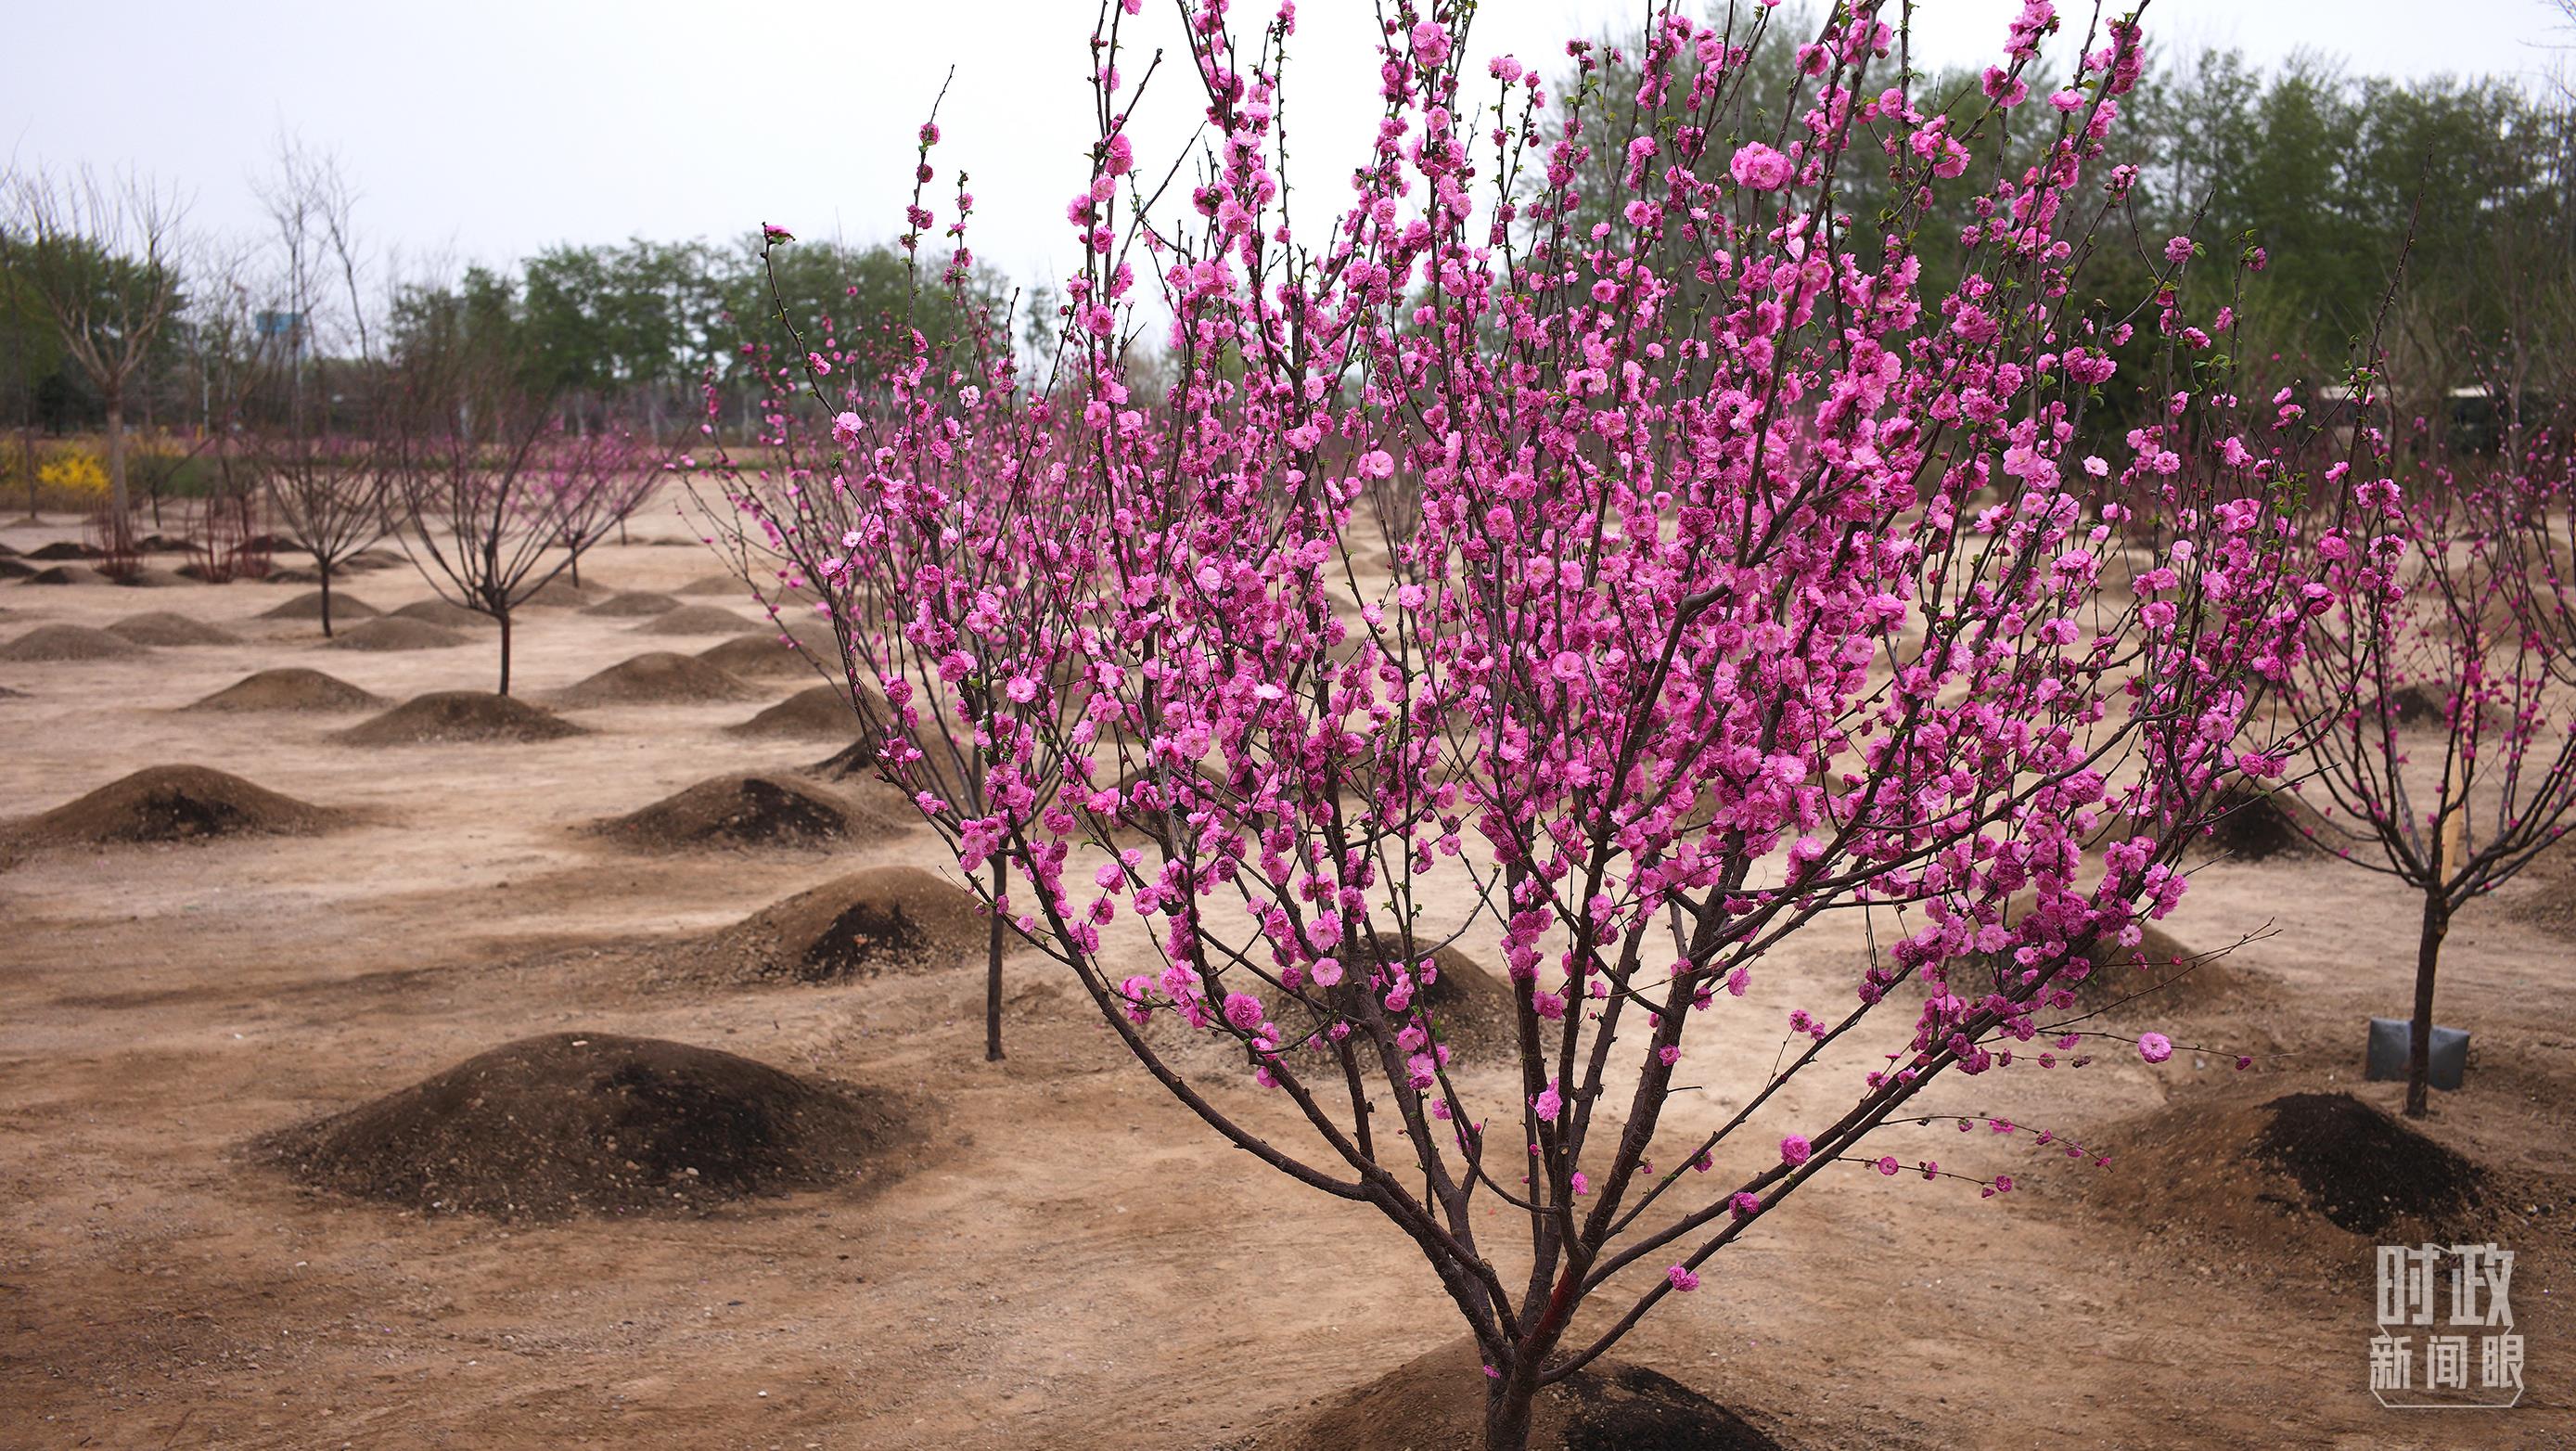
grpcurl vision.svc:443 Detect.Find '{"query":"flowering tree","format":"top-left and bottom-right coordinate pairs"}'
top-left (723, 3), bottom-right (2358, 1444)
top-left (2289, 416), bottom-right (2576, 1117)
top-left (259, 431), bottom-right (391, 636)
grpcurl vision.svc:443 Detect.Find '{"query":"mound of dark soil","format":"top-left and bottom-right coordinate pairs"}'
top-left (23, 563), bottom-right (104, 585)
top-left (695, 867), bottom-right (986, 982)
top-left (264, 567), bottom-right (322, 584)
top-left (549, 652), bottom-right (757, 707)
top-left (520, 578), bottom-right (593, 609)
top-left (113, 567), bottom-right (196, 588)
top-left (2092, 1090), bottom-right (2486, 1243)
top-left (261, 589), bottom-right (380, 622)
top-left (2198, 785), bottom-right (2320, 861)
top-left (106, 611), bottom-right (241, 647)
top-left (674, 574), bottom-right (747, 597)
top-left (0, 623), bottom-right (147, 661)
top-left (724, 684), bottom-right (874, 739)
top-left (324, 617), bottom-right (468, 651)
top-left (2252, 1092), bottom-right (2485, 1234)
top-left (635, 603), bottom-right (753, 636)
top-left (698, 629), bottom-right (832, 680)
top-left (0, 558), bottom-right (32, 580)
top-left (580, 590), bottom-right (679, 618)
top-left (27, 540), bottom-right (96, 560)
top-left (259, 1032), bottom-right (895, 1219)
top-left (593, 773), bottom-right (868, 851)
top-left (1255, 1339), bottom-right (1782, 1451)
top-left (389, 598), bottom-right (495, 629)
top-left (337, 691), bottom-right (588, 745)
top-left (8, 764), bottom-right (340, 847)
top-left (186, 668), bottom-right (385, 713)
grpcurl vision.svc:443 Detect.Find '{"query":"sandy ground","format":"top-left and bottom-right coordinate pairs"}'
top-left (2, 506), bottom-right (2571, 1450)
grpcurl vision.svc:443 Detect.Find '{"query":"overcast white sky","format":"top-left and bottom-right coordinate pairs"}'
top-left (6, 0), bottom-right (2567, 295)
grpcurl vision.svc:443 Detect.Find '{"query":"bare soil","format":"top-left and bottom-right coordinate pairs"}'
top-left (1, 517), bottom-right (2569, 1451)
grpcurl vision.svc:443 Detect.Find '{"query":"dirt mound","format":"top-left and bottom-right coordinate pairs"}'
top-left (8, 764), bottom-right (340, 848)
top-left (27, 540), bottom-right (95, 560)
top-left (186, 668), bottom-right (385, 713)
top-left (258, 1033), bottom-right (896, 1219)
top-left (2091, 1091), bottom-right (2486, 1243)
top-left (23, 563), bottom-right (104, 585)
top-left (113, 566), bottom-right (197, 588)
top-left (325, 617), bottom-right (468, 652)
top-left (0, 558), bottom-right (32, 580)
top-left (261, 589), bottom-right (381, 622)
top-left (2197, 785), bottom-right (2320, 861)
top-left (337, 691), bottom-right (588, 745)
top-left (580, 590), bottom-right (680, 618)
top-left (520, 578), bottom-right (593, 609)
top-left (698, 630), bottom-right (833, 680)
top-left (106, 611), bottom-right (241, 647)
top-left (675, 574), bottom-right (747, 597)
top-left (724, 684), bottom-right (876, 740)
top-left (549, 652), bottom-right (758, 707)
top-left (1940, 915), bottom-right (2234, 1018)
top-left (1255, 1339), bottom-right (1782, 1451)
top-left (0, 623), bottom-right (147, 661)
top-left (593, 773), bottom-right (872, 851)
top-left (634, 603), bottom-right (753, 636)
top-left (693, 867), bottom-right (987, 982)
top-left (389, 598), bottom-right (496, 629)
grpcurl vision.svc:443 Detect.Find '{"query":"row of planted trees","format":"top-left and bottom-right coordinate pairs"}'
top-left (690, 3), bottom-right (2576, 1446)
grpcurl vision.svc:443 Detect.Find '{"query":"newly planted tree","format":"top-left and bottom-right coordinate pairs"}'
top-left (724, 4), bottom-right (2360, 1444)
top-left (2290, 422), bottom-right (2576, 1116)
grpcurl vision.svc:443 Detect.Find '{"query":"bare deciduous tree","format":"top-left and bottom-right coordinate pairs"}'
top-left (0, 166), bottom-right (187, 547)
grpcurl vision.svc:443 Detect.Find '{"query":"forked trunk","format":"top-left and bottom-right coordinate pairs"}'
top-left (2406, 889), bottom-right (2447, 1118)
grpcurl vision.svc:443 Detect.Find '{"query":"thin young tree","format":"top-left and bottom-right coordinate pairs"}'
top-left (389, 353), bottom-right (656, 694)
top-left (0, 166), bottom-right (186, 548)
top-left (720, 6), bottom-right (2365, 1445)
top-left (2291, 418), bottom-right (2576, 1116)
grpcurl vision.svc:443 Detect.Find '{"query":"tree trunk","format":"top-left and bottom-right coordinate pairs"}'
top-left (19, 426), bottom-right (34, 521)
top-left (1483, 1372), bottom-right (1537, 1451)
top-left (2406, 889), bottom-right (2448, 1118)
top-left (568, 546), bottom-right (582, 589)
top-left (104, 392), bottom-right (131, 549)
top-left (985, 857), bottom-right (1008, 1062)
top-left (496, 608), bottom-right (514, 697)
top-left (318, 562), bottom-right (335, 638)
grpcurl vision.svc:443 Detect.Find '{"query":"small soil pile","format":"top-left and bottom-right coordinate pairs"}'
top-left (0, 623), bottom-right (147, 661)
top-left (520, 578), bottom-right (593, 609)
top-left (691, 867), bottom-right (986, 982)
top-left (724, 684), bottom-right (876, 739)
top-left (593, 773), bottom-right (865, 851)
top-left (337, 691), bottom-right (588, 745)
top-left (27, 540), bottom-right (95, 560)
top-left (1939, 915), bottom-right (2234, 1018)
top-left (23, 564), bottom-right (104, 586)
top-left (698, 630), bottom-right (832, 680)
top-left (549, 652), bottom-right (757, 707)
top-left (674, 574), bottom-right (747, 597)
top-left (389, 598), bottom-right (495, 629)
top-left (1254, 1339), bottom-right (1783, 1451)
top-left (106, 611), bottom-right (240, 647)
top-left (2197, 785), bottom-right (2320, 861)
top-left (0, 558), bottom-right (32, 580)
top-left (635, 603), bottom-right (753, 635)
top-left (259, 1032), bottom-right (895, 1219)
top-left (261, 589), bottom-right (380, 622)
top-left (2091, 1090), bottom-right (2486, 1244)
top-left (580, 591), bottom-right (680, 618)
top-left (325, 617), bottom-right (468, 651)
top-left (186, 669), bottom-right (385, 713)
top-left (113, 567), bottom-right (195, 588)
top-left (8, 764), bottom-right (340, 847)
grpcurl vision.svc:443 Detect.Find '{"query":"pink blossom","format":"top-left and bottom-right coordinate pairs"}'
top-left (1729, 142), bottom-right (1792, 191)
top-left (2137, 1033), bottom-right (2173, 1064)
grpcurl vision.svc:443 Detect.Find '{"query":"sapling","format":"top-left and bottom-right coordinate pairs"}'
top-left (722, 4), bottom-right (2359, 1445)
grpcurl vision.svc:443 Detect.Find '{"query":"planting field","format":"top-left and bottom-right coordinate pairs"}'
top-left (1, 512), bottom-right (2568, 1450)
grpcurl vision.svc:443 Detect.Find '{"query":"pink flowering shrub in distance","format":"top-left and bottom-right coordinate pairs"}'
top-left (713, 2), bottom-right (2362, 1445)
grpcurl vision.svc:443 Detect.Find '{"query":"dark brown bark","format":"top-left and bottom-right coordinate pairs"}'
top-left (985, 857), bottom-right (1007, 1062)
top-left (2407, 889), bottom-right (2448, 1118)
top-left (496, 608), bottom-right (514, 697)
